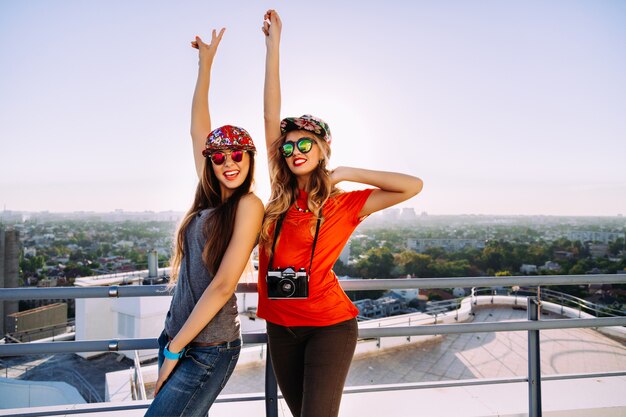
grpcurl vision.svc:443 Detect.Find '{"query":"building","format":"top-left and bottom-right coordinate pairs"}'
top-left (383, 208), bottom-right (400, 219)
top-left (353, 290), bottom-right (416, 319)
top-left (388, 288), bottom-right (420, 301)
top-left (589, 243), bottom-right (610, 258)
top-left (407, 238), bottom-right (485, 253)
top-left (377, 296), bottom-right (407, 316)
top-left (539, 261), bottom-right (561, 272)
top-left (353, 299), bottom-right (385, 319)
top-left (339, 241), bottom-right (350, 264)
top-left (520, 264), bottom-right (538, 274)
top-left (399, 208), bottom-right (417, 221)
top-left (553, 250), bottom-right (574, 261)
top-left (567, 230), bottom-right (624, 244)
top-left (0, 227), bottom-right (20, 337)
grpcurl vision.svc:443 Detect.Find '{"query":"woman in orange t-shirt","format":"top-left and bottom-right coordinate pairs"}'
top-left (260, 10), bottom-right (424, 417)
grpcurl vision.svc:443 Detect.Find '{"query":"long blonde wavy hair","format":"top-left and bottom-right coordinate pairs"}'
top-left (168, 152), bottom-right (255, 287)
top-left (259, 132), bottom-right (341, 254)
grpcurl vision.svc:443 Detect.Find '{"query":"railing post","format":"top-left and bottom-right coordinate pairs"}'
top-left (528, 296), bottom-right (542, 417)
top-left (265, 346), bottom-right (278, 417)
top-left (407, 317), bottom-right (411, 342)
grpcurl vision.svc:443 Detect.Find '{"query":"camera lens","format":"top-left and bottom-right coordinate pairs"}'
top-left (279, 279), bottom-right (296, 297)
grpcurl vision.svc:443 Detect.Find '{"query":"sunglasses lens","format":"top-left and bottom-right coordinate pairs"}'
top-left (210, 152), bottom-right (226, 165)
top-left (281, 143), bottom-right (294, 157)
top-left (231, 150), bottom-right (244, 162)
top-left (297, 138), bottom-right (313, 153)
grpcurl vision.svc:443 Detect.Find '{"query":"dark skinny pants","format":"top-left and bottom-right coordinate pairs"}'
top-left (266, 318), bottom-right (358, 417)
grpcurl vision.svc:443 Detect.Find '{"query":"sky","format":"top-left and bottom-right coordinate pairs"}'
top-left (1, 0), bottom-right (625, 216)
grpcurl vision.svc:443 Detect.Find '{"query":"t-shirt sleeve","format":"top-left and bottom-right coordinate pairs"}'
top-left (337, 189), bottom-right (375, 225)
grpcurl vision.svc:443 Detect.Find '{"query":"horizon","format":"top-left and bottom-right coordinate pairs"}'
top-left (1, 1), bottom-right (625, 216)
top-left (2, 207), bottom-right (624, 220)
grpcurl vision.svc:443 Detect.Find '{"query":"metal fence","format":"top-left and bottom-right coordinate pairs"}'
top-left (1, 274), bottom-right (626, 417)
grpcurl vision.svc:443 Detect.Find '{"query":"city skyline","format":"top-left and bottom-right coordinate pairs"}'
top-left (1, 1), bottom-right (625, 216)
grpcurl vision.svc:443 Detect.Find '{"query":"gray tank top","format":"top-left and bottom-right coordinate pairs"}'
top-left (164, 209), bottom-right (241, 343)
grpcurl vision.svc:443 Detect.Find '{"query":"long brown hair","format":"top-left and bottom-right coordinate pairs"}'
top-left (259, 133), bottom-right (341, 253)
top-left (169, 151), bottom-right (256, 285)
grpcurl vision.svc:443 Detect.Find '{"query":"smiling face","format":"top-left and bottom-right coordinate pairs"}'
top-left (209, 149), bottom-right (251, 199)
top-left (282, 130), bottom-right (323, 178)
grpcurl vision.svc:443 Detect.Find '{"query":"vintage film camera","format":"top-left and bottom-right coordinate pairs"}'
top-left (266, 266), bottom-right (309, 299)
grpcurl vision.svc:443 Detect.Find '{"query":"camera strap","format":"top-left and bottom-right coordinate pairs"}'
top-left (269, 210), bottom-right (322, 275)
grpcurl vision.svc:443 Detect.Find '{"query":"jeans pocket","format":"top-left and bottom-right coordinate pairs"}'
top-left (185, 346), bottom-right (220, 370)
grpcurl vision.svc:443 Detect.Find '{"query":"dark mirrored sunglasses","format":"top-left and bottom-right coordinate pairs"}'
top-left (209, 150), bottom-right (244, 165)
top-left (280, 138), bottom-right (315, 158)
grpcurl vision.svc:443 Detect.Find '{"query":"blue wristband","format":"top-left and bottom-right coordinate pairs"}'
top-left (163, 341), bottom-right (185, 360)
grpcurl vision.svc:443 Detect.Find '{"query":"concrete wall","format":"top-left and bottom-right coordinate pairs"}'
top-left (5, 303), bottom-right (68, 340)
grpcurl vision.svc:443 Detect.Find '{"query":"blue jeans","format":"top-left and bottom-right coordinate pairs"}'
top-left (145, 330), bottom-right (241, 417)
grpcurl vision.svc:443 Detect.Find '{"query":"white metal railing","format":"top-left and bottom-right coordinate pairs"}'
top-left (131, 350), bottom-right (147, 401)
top-left (1, 274), bottom-right (625, 417)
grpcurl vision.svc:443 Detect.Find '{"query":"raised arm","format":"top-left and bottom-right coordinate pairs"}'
top-left (262, 10), bottom-right (283, 157)
top-left (154, 193), bottom-right (264, 395)
top-left (190, 28), bottom-right (225, 179)
top-left (331, 167), bottom-right (424, 218)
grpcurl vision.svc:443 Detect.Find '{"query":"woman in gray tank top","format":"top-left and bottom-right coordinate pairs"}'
top-left (145, 27), bottom-right (264, 417)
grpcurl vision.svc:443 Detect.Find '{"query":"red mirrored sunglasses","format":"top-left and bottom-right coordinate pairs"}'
top-left (209, 150), bottom-right (245, 165)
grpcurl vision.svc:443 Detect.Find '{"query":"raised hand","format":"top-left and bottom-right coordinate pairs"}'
top-left (191, 28), bottom-right (226, 67)
top-left (262, 9), bottom-right (282, 48)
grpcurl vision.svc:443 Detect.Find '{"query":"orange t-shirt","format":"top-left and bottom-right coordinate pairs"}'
top-left (257, 188), bottom-right (374, 327)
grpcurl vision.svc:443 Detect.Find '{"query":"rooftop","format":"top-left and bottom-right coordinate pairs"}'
top-left (1, 274), bottom-right (625, 416)
top-left (2, 305), bottom-right (625, 416)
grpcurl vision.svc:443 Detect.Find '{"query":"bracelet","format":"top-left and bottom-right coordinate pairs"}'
top-left (163, 341), bottom-right (185, 360)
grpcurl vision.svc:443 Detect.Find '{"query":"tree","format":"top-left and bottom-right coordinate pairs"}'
top-left (431, 259), bottom-right (472, 277)
top-left (333, 258), bottom-right (354, 277)
top-left (64, 263), bottom-right (94, 279)
top-left (19, 255), bottom-right (45, 275)
top-left (69, 250), bottom-right (86, 262)
top-left (569, 259), bottom-right (592, 275)
top-left (394, 251), bottom-right (432, 277)
top-left (355, 247), bottom-right (395, 278)
top-left (481, 246), bottom-right (505, 271)
top-left (609, 237), bottom-right (625, 256)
